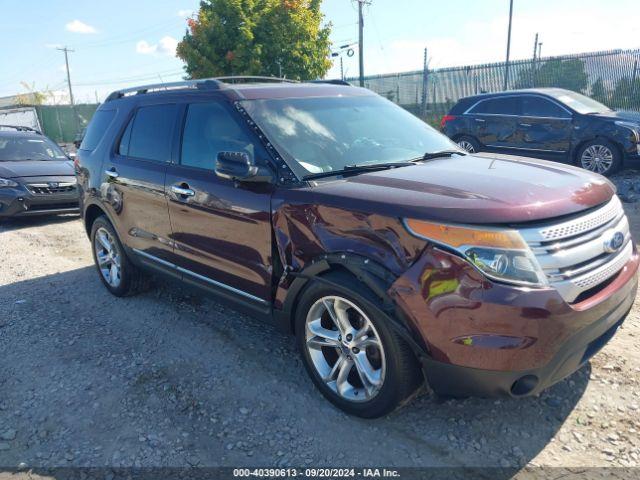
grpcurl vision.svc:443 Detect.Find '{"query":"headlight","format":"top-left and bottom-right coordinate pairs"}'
top-left (615, 121), bottom-right (640, 142)
top-left (0, 177), bottom-right (18, 188)
top-left (404, 219), bottom-right (548, 287)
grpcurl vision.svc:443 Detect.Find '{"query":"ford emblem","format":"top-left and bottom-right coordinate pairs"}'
top-left (603, 231), bottom-right (625, 253)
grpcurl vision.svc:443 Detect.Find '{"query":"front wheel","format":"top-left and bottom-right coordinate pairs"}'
top-left (90, 215), bottom-right (149, 296)
top-left (296, 273), bottom-right (423, 418)
top-left (577, 139), bottom-right (621, 176)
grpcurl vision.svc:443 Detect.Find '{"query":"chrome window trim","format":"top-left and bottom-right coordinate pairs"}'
top-left (485, 144), bottom-right (566, 153)
top-left (132, 248), bottom-right (268, 305)
top-left (464, 93), bottom-right (573, 119)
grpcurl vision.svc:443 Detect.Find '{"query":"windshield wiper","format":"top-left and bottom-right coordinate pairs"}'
top-left (303, 161), bottom-right (415, 180)
top-left (419, 150), bottom-right (467, 161)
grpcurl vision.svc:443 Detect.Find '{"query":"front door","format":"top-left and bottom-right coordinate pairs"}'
top-left (467, 96), bottom-right (521, 150)
top-left (517, 96), bottom-right (573, 155)
top-left (165, 100), bottom-right (274, 305)
top-left (102, 102), bottom-right (178, 264)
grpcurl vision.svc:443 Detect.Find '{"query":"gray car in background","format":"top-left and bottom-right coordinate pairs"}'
top-left (0, 126), bottom-right (79, 219)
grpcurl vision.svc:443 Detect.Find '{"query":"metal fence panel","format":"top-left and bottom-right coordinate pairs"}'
top-left (36, 104), bottom-right (98, 143)
top-left (347, 49), bottom-right (640, 126)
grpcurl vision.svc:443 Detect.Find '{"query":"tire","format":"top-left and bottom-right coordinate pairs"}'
top-left (576, 139), bottom-right (621, 176)
top-left (295, 272), bottom-right (423, 418)
top-left (90, 215), bottom-right (149, 297)
top-left (456, 135), bottom-right (481, 154)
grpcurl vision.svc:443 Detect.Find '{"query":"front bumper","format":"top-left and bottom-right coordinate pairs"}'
top-left (390, 245), bottom-right (639, 398)
top-left (0, 181), bottom-right (79, 218)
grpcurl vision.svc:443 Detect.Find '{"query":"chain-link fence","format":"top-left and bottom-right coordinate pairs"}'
top-left (348, 48), bottom-right (640, 126)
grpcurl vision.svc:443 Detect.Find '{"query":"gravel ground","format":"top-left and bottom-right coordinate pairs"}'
top-left (0, 203), bottom-right (639, 472)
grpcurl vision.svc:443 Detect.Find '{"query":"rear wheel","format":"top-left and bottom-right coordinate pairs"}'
top-left (296, 273), bottom-right (423, 418)
top-left (577, 139), bottom-right (621, 176)
top-left (90, 215), bottom-right (149, 296)
top-left (456, 135), bottom-right (481, 153)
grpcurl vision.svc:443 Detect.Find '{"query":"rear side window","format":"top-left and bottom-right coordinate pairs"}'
top-left (80, 109), bottom-right (116, 150)
top-left (521, 97), bottom-right (570, 118)
top-left (470, 97), bottom-right (521, 115)
top-left (127, 104), bottom-right (177, 162)
top-left (181, 102), bottom-right (256, 170)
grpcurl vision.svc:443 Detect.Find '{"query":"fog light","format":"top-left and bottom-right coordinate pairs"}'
top-left (510, 375), bottom-right (538, 396)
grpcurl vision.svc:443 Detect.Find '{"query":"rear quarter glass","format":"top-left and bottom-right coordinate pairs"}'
top-left (80, 109), bottom-right (117, 151)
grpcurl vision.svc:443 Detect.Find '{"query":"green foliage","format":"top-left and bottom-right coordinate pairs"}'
top-left (176, 0), bottom-right (332, 80)
top-left (515, 58), bottom-right (588, 93)
top-left (610, 76), bottom-right (640, 110)
top-left (590, 77), bottom-right (608, 105)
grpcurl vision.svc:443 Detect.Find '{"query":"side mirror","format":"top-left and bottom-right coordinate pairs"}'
top-left (215, 151), bottom-right (273, 183)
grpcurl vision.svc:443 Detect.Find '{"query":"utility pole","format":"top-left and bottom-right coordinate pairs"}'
top-left (503, 0), bottom-right (514, 90)
top-left (531, 33), bottom-right (538, 87)
top-left (56, 46), bottom-right (75, 107)
top-left (421, 48), bottom-right (428, 118)
top-left (356, 0), bottom-right (370, 87)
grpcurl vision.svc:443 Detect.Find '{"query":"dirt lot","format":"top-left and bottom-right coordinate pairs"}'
top-left (1, 205), bottom-right (639, 472)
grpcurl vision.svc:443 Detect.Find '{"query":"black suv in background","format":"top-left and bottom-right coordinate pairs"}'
top-left (441, 88), bottom-right (640, 176)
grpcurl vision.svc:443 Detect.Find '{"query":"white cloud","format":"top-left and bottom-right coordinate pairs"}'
top-left (177, 9), bottom-right (194, 17)
top-left (65, 19), bottom-right (97, 34)
top-left (136, 40), bottom-right (157, 55)
top-left (136, 36), bottom-right (178, 57)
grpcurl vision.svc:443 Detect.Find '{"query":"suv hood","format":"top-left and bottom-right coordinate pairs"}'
top-left (302, 155), bottom-right (615, 225)
top-left (0, 160), bottom-right (74, 179)
top-left (590, 110), bottom-right (640, 125)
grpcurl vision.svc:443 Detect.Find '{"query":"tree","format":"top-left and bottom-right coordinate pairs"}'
top-left (15, 82), bottom-right (53, 106)
top-left (590, 77), bottom-right (609, 105)
top-left (176, 0), bottom-right (332, 81)
top-left (610, 76), bottom-right (640, 110)
top-left (515, 58), bottom-right (588, 93)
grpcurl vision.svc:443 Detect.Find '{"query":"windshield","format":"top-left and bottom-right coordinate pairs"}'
top-left (240, 95), bottom-right (458, 177)
top-left (0, 135), bottom-right (68, 161)
top-left (550, 90), bottom-right (612, 114)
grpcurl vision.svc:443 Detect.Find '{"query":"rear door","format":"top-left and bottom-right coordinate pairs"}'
top-left (102, 102), bottom-right (178, 263)
top-left (517, 95), bottom-right (573, 155)
top-left (165, 98), bottom-right (274, 306)
top-left (466, 96), bottom-right (522, 150)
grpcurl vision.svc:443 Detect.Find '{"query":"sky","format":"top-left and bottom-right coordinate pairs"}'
top-left (0, 0), bottom-right (638, 103)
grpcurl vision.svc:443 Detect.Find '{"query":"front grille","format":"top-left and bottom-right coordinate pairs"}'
top-left (26, 181), bottom-right (76, 195)
top-left (28, 202), bottom-right (78, 211)
top-left (519, 196), bottom-right (632, 303)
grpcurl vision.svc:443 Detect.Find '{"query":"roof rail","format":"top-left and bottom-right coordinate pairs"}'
top-left (104, 76), bottom-right (300, 102)
top-left (0, 125), bottom-right (41, 134)
top-left (310, 79), bottom-right (352, 86)
top-left (214, 76), bottom-right (298, 84)
top-left (105, 78), bottom-right (225, 102)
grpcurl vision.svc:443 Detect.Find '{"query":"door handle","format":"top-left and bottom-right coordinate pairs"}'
top-left (474, 118), bottom-right (486, 123)
top-left (519, 123), bottom-right (532, 127)
top-left (105, 168), bottom-right (119, 178)
top-left (171, 184), bottom-right (195, 197)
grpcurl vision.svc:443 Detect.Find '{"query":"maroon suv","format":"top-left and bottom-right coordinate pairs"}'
top-left (76, 78), bottom-right (638, 418)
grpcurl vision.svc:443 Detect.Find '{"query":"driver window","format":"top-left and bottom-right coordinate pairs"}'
top-left (181, 102), bottom-right (256, 170)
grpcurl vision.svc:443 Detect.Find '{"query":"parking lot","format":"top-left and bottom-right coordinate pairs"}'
top-left (0, 195), bottom-right (639, 471)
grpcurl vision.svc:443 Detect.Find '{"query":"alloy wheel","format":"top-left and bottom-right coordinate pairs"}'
top-left (581, 145), bottom-right (613, 174)
top-left (305, 296), bottom-right (386, 402)
top-left (457, 140), bottom-right (476, 153)
top-left (94, 227), bottom-right (122, 288)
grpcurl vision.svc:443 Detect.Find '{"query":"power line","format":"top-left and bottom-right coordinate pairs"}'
top-left (74, 69), bottom-right (184, 87)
